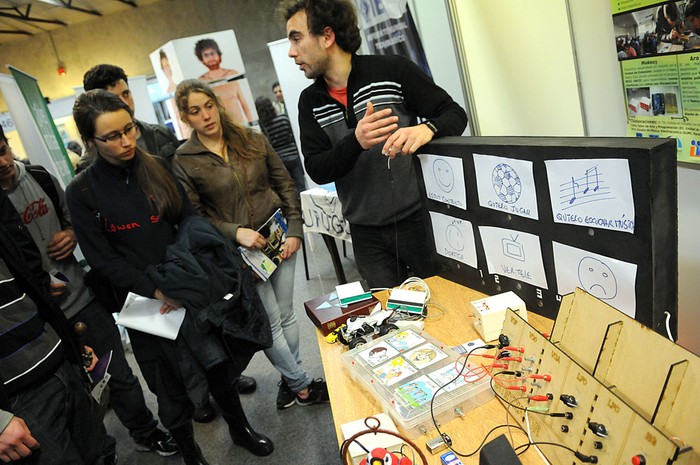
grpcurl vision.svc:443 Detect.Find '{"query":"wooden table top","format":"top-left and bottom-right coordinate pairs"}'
top-left (314, 276), bottom-right (554, 465)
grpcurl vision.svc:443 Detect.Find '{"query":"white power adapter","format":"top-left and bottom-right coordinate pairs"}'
top-left (471, 291), bottom-right (527, 342)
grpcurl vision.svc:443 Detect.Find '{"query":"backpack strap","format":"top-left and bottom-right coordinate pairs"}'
top-left (26, 165), bottom-right (60, 212)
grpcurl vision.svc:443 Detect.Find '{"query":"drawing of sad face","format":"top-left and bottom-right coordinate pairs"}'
top-left (432, 159), bottom-right (454, 193)
top-left (578, 257), bottom-right (617, 300)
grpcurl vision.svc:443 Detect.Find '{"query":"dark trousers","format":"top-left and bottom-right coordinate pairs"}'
top-left (128, 330), bottom-right (194, 432)
top-left (9, 361), bottom-right (106, 465)
top-left (350, 210), bottom-right (436, 289)
top-left (281, 156), bottom-right (307, 196)
top-left (70, 299), bottom-right (158, 442)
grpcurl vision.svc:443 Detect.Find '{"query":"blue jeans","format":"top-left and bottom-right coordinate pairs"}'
top-left (9, 360), bottom-right (106, 465)
top-left (255, 253), bottom-right (312, 393)
top-left (70, 299), bottom-right (158, 442)
top-left (350, 210), bottom-right (436, 289)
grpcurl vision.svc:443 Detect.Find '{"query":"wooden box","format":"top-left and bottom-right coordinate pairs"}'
top-left (304, 292), bottom-right (379, 336)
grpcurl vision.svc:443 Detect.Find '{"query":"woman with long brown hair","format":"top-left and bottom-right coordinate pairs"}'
top-left (66, 89), bottom-right (273, 464)
top-left (172, 79), bottom-right (328, 410)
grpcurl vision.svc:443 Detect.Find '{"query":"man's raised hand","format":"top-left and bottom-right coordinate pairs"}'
top-left (354, 101), bottom-right (399, 150)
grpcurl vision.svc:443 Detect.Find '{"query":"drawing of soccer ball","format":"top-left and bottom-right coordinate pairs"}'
top-left (492, 163), bottom-right (522, 204)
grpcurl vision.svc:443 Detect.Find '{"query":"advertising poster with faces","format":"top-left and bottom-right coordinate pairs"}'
top-left (552, 241), bottom-right (637, 318)
top-left (473, 153), bottom-right (539, 220)
top-left (545, 158), bottom-right (635, 234)
top-left (150, 29), bottom-right (258, 127)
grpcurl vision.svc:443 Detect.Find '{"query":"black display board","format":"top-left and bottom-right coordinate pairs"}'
top-left (414, 137), bottom-right (677, 335)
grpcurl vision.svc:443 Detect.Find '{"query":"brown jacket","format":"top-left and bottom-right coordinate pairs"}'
top-left (172, 131), bottom-right (302, 244)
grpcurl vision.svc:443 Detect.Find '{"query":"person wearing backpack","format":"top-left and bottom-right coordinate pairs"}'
top-left (0, 126), bottom-right (178, 462)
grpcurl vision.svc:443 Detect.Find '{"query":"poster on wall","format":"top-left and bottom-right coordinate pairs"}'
top-left (354, 0), bottom-right (431, 76)
top-left (611, 0), bottom-right (700, 164)
top-left (150, 29), bottom-right (258, 129)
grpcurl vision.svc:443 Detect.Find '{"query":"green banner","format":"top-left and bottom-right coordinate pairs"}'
top-left (8, 66), bottom-right (74, 183)
top-left (621, 54), bottom-right (700, 163)
top-left (612, 1), bottom-right (700, 163)
top-left (611, 0), bottom-right (663, 15)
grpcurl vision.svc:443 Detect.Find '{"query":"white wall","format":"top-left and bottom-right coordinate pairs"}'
top-left (567, 0), bottom-right (627, 136)
top-left (408, 0), bottom-right (470, 135)
top-left (451, 0), bottom-right (585, 136)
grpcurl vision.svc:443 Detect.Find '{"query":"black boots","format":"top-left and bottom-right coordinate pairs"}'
top-left (235, 375), bottom-right (257, 394)
top-left (228, 422), bottom-right (274, 457)
top-left (170, 423), bottom-right (210, 465)
top-left (213, 390), bottom-right (274, 456)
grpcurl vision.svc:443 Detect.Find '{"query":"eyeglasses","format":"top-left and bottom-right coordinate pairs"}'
top-left (94, 122), bottom-right (137, 143)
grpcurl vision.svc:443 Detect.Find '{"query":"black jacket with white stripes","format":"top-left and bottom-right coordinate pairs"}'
top-left (297, 53), bottom-right (467, 227)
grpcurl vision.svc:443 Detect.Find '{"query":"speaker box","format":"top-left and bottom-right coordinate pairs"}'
top-left (479, 434), bottom-right (522, 465)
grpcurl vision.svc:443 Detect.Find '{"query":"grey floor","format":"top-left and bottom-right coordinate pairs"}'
top-left (105, 234), bottom-right (362, 465)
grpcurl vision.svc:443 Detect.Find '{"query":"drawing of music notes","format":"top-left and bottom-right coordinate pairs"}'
top-left (583, 166), bottom-right (599, 194)
top-left (569, 176), bottom-right (579, 204)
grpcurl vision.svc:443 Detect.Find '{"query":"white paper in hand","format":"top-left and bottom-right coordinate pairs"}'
top-left (115, 292), bottom-right (186, 340)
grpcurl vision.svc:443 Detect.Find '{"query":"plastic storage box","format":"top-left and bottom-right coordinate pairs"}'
top-left (341, 328), bottom-right (493, 438)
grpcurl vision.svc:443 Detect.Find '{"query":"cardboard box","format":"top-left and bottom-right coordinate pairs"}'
top-left (304, 291), bottom-right (379, 335)
top-left (471, 291), bottom-right (527, 342)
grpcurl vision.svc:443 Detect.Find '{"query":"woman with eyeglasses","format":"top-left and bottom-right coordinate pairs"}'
top-left (171, 79), bottom-right (328, 411)
top-left (65, 89), bottom-right (273, 465)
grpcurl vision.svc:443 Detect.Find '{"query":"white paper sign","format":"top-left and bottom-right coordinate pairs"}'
top-left (473, 154), bottom-right (538, 220)
top-left (429, 212), bottom-right (477, 269)
top-left (116, 292), bottom-right (186, 340)
top-left (545, 159), bottom-right (635, 233)
top-left (418, 154), bottom-right (467, 210)
top-left (479, 226), bottom-right (548, 289)
top-left (552, 242), bottom-right (637, 318)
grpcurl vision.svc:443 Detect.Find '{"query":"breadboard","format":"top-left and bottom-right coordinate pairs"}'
top-left (494, 288), bottom-right (696, 464)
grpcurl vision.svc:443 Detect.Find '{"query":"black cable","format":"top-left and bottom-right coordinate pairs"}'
top-left (458, 423), bottom-right (528, 458)
top-left (388, 158), bottom-right (402, 282)
top-left (514, 441), bottom-right (598, 463)
top-left (339, 437), bottom-right (370, 463)
top-left (427, 344), bottom-right (525, 459)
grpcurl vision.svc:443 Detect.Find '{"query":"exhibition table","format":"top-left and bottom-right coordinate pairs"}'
top-left (314, 276), bottom-right (553, 465)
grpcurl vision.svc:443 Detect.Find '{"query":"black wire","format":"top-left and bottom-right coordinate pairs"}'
top-left (489, 374), bottom-right (586, 461)
top-left (460, 423), bottom-right (528, 458)
top-left (427, 344), bottom-right (526, 458)
top-left (388, 158), bottom-right (402, 282)
top-left (339, 437), bottom-right (370, 463)
top-left (514, 440), bottom-right (579, 455)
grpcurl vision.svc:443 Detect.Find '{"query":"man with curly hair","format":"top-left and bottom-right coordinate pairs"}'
top-left (280, 0), bottom-right (468, 288)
